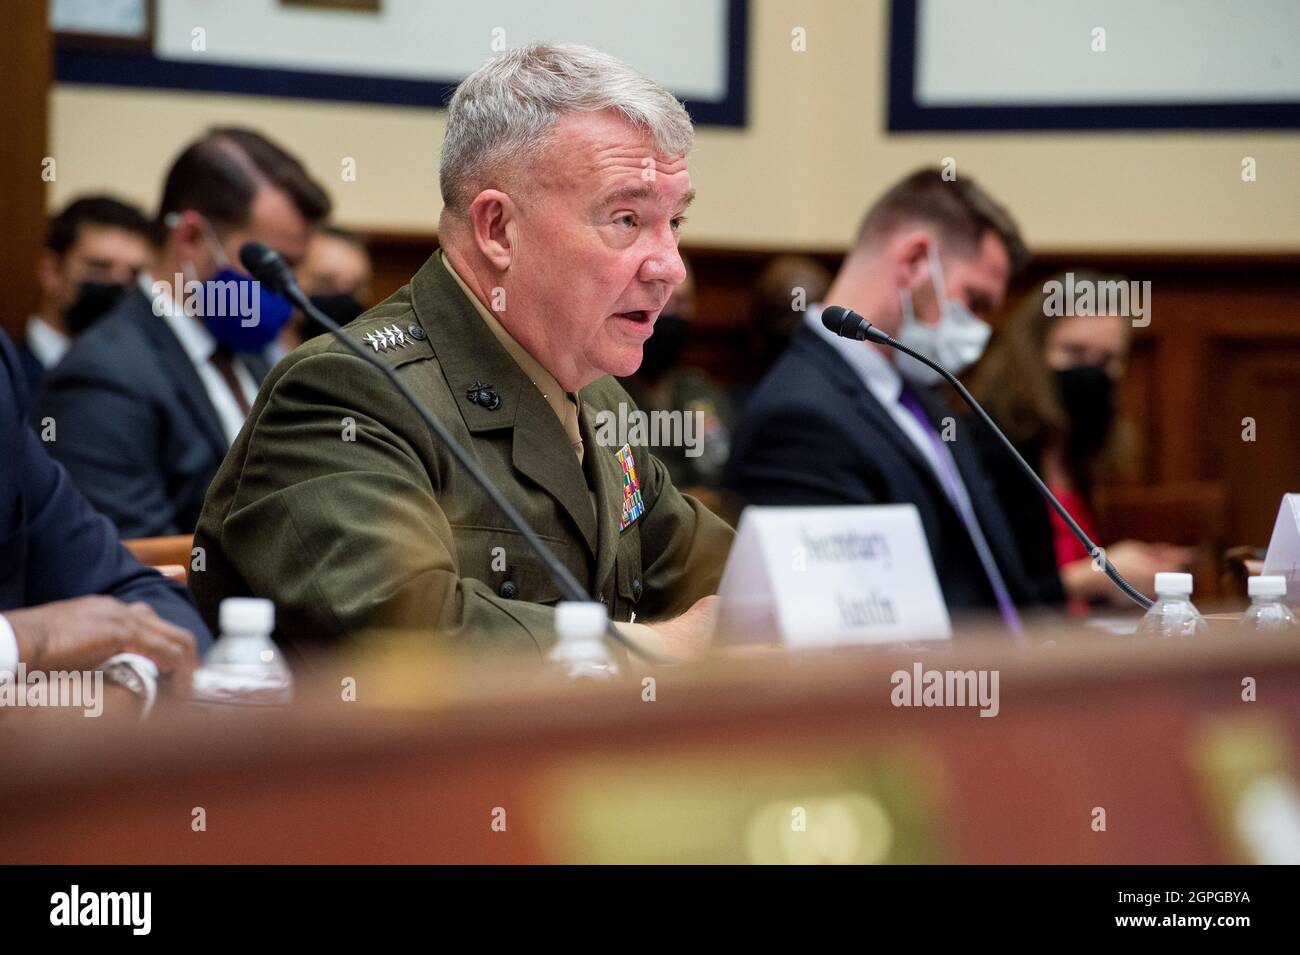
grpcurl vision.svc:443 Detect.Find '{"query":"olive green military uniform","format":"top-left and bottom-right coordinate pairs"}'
top-left (190, 251), bottom-right (734, 658)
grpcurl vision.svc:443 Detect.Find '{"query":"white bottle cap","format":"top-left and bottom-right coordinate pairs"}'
top-left (219, 597), bottom-right (275, 635)
top-left (555, 601), bottom-right (607, 641)
top-left (1248, 575), bottom-right (1287, 598)
top-left (1153, 572), bottom-right (1193, 597)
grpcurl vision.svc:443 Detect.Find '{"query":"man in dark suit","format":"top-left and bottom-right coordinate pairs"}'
top-left (37, 128), bottom-right (331, 538)
top-left (1, 329), bottom-right (207, 701)
top-left (17, 195), bottom-right (153, 392)
top-left (726, 168), bottom-right (1046, 632)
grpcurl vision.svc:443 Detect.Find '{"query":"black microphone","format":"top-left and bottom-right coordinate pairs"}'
top-left (821, 304), bottom-right (1153, 611)
top-left (239, 241), bottom-right (667, 661)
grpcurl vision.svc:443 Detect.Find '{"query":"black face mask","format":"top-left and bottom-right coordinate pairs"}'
top-left (301, 293), bottom-right (365, 341)
top-left (1055, 364), bottom-right (1115, 461)
top-left (64, 281), bottom-right (128, 335)
top-left (637, 313), bottom-right (690, 379)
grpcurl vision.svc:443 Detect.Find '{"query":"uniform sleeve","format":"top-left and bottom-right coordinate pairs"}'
top-left (213, 350), bottom-right (564, 657)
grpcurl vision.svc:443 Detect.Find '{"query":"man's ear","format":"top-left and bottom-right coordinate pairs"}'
top-left (36, 249), bottom-right (64, 300)
top-left (466, 190), bottom-right (516, 271)
top-left (168, 210), bottom-right (210, 271)
top-left (890, 229), bottom-right (933, 291)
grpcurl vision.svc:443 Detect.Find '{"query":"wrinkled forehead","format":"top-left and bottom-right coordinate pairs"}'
top-left (538, 111), bottom-right (693, 208)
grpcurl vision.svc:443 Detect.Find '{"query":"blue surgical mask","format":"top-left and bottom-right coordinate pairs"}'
top-left (896, 242), bottom-right (991, 386)
top-left (185, 216), bottom-right (293, 352)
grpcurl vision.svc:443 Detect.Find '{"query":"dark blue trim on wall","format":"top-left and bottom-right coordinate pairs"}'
top-left (888, 0), bottom-right (1300, 131)
top-left (55, 0), bottom-right (750, 126)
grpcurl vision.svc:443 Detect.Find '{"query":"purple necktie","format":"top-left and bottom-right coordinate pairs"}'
top-left (897, 388), bottom-right (1024, 641)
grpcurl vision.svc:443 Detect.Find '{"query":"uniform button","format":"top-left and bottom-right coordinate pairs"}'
top-left (631, 578), bottom-right (643, 601)
top-left (407, 323), bottom-right (427, 341)
top-left (498, 580), bottom-right (518, 599)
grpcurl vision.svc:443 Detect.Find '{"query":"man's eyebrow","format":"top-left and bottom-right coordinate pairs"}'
top-left (597, 185), bottom-right (697, 211)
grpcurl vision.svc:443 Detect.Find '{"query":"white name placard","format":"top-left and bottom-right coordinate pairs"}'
top-left (716, 505), bottom-right (952, 648)
top-left (1262, 493), bottom-right (1300, 597)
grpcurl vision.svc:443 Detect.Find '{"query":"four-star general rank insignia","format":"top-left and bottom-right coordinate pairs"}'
top-left (362, 324), bottom-right (410, 352)
top-left (616, 443), bottom-right (645, 531)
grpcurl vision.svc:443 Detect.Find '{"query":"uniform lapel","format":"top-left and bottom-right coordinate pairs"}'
top-left (412, 252), bottom-right (599, 559)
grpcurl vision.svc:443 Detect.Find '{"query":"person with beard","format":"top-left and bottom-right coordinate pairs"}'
top-left (17, 196), bottom-right (152, 391)
top-left (619, 256), bottom-right (734, 492)
top-left (969, 271), bottom-right (1195, 610)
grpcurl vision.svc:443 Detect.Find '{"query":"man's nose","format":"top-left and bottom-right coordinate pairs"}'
top-left (640, 234), bottom-right (687, 287)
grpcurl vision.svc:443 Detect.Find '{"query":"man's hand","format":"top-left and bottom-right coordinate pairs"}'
top-left (5, 596), bottom-right (198, 677)
top-left (646, 594), bottom-right (719, 662)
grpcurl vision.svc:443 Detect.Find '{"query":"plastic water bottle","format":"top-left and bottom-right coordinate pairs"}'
top-left (548, 601), bottom-right (620, 680)
top-left (193, 597), bottom-right (294, 704)
top-left (1135, 572), bottom-right (1207, 640)
top-left (1240, 576), bottom-right (1299, 636)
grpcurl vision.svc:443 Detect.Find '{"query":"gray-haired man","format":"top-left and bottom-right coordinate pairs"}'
top-left (190, 43), bottom-right (734, 662)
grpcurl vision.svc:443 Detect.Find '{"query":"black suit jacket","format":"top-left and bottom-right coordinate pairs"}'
top-left (15, 339), bottom-right (45, 395)
top-left (725, 324), bottom-right (1046, 614)
top-left (1, 329), bottom-right (211, 650)
top-left (35, 289), bottom-right (271, 538)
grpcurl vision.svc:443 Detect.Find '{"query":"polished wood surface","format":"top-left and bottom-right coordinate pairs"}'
top-left (122, 535), bottom-right (193, 581)
top-left (2, 626), bottom-right (1295, 863)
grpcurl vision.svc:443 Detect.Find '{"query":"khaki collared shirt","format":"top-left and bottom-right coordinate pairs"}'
top-left (439, 252), bottom-right (584, 464)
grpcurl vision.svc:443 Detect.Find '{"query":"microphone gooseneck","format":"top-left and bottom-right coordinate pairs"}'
top-left (239, 242), bottom-right (669, 662)
top-left (821, 305), bottom-right (1154, 612)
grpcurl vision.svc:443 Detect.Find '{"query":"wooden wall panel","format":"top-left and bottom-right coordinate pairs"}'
top-left (0, 0), bottom-right (50, 343)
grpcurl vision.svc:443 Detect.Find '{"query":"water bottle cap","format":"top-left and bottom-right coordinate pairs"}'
top-left (1153, 572), bottom-right (1193, 596)
top-left (1248, 575), bottom-right (1287, 598)
top-left (219, 597), bottom-right (275, 635)
top-left (555, 601), bottom-right (607, 641)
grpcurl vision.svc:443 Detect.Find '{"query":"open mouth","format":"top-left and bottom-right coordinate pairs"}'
top-left (614, 309), bottom-right (653, 323)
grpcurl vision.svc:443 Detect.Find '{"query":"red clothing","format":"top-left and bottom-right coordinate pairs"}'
top-left (1050, 486), bottom-right (1103, 615)
top-left (1048, 485), bottom-right (1100, 569)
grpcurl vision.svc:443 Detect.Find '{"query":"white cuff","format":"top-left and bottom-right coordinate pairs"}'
top-left (0, 614), bottom-right (18, 676)
top-left (102, 652), bottom-right (160, 716)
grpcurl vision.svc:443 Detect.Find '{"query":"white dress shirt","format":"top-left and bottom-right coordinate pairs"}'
top-left (805, 305), bottom-right (976, 516)
top-left (0, 614), bottom-right (17, 676)
top-left (25, 316), bottom-right (70, 369)
top-left (142, 272), bottom-right (258, 445)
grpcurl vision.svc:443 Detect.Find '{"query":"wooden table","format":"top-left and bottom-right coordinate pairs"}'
top-left (1, 624), bottom-right (1297, 863)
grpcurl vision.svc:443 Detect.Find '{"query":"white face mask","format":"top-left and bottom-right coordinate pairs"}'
top-left (895, 242), bottom-right (991, 386)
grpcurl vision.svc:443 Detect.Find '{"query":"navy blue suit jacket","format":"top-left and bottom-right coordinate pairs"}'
top-left (725, 325), bottom-right (1049, 615)
top-left (1, 328), bottom-right (212, 652)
